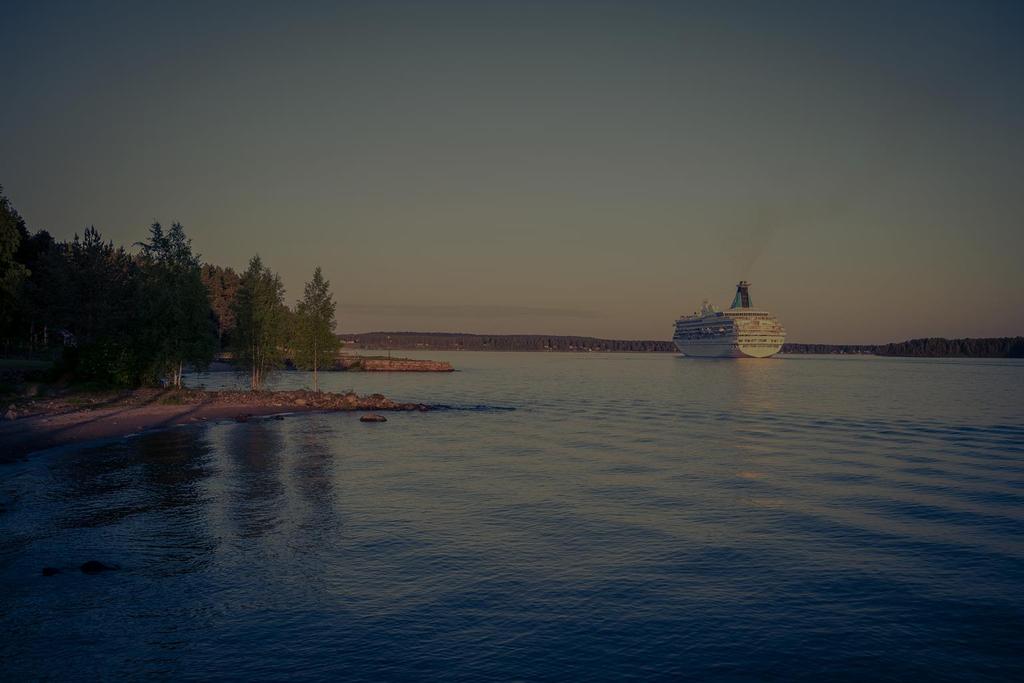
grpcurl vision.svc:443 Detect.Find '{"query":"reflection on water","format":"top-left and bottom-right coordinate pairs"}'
top-left (729, 355), bottom-right (785, 411)
top-left (225, 421), bottom-right (285, 540)
top-left (1, 353), bottom-right (1023, 681)
top-left (289, 416), bottom-right (344, 535)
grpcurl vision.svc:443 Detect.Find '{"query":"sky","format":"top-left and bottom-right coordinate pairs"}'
top-left (2, 0), bottom-right (1022, 343)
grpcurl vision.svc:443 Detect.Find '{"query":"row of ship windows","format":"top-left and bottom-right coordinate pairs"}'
top-left (676, 322), bottom-right (729, 327)
top-left (675, 327), bottom-right (733, 333)
top-left (675, 321), bottom-right (778, 329)
top-left (680, 313), bottom-right (774, 319)
top-left (678, 340), bottom-right (782, 344)
top-left (675, 327), bottom-right (782, 334)
top-left (681, 343), bottom-right (782, 349)
top-left (676, 333), bottom-right (783, 342)
top-left (676, 327), bottom-right (782, 334)
top-left (681, 342), bottom-right (783, 347)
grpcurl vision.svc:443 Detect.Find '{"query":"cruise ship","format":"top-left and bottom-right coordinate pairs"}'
top-left (673, 281), bottom-right (786, 358)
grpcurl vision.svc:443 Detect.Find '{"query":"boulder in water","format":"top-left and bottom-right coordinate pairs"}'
top-left (80, 560), bottom-right (118, 574)
top-left (360, 413), bottom-right (387, 423)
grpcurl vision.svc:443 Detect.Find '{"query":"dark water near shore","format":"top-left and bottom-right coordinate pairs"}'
top-left (2, 353), bottom-right (1023, 681)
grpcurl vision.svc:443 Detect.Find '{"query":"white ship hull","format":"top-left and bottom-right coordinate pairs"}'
top-left (673, 339), bottom-right (783, 358)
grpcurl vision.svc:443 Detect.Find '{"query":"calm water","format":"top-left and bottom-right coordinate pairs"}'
top-left (2, 353), bottom-right (1023, 681)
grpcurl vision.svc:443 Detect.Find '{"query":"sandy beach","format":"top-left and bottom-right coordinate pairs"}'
top-left (0, 388), bottom-right (427, 462)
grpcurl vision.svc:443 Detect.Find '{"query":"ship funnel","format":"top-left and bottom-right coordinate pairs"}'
top-left (730, 281), bottom-right (752, 309)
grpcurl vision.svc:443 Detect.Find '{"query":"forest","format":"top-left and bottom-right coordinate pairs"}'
top-left (874, 338), bottom-right (1024, 358)
top-left (0, 187), bottom-right (339, 390)
top-left (344, 332), bottom-right (676, 353)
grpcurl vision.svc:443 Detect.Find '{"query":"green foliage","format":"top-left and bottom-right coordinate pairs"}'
top-left (39, 227), bottom-right (142, 385)
top-left (1, 200), bottom-right (217, 387)
top-left (201, 263), bottom-right (240, 348)
top-left (0, 186), bottom-right (30, 335)
top-left (4, 185), bottom-right (390, 389)
top-left (292, 266), bottom-right (340, 392)
top-left (136, 222), bottom-right (216, 386)
top-left (0, 358), bottom-right (51, 370)
top-left (52, 227), bottom-right (138, 344)
top-left (70, 338), bottom-right (139, 387)
top-left (231, 255), bottom-right (289, 390)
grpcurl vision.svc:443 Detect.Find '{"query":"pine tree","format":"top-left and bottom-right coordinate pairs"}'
top-left (293, 266), bottom-right (340, 392)
top-left (201, 264), bottom-right (240, 349)
top-left (137, 222), bottom-right (216, 387)
top-left (0, 187), bottom-right (30, 339)
top-left (231, 255), bottom-right (288, 390)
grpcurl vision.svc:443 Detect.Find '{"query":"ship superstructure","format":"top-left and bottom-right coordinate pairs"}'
top-left (673, 281), bottom-right (786, 358)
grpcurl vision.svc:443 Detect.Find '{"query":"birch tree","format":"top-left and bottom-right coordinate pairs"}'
top-left (231, 255), bottom-right (287, 390)
top-left (293, 266), bottom-right (339, 392)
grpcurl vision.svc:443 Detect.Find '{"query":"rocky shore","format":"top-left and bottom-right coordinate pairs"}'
top-left (0, 388), bottom-right (429, 462)
top-left (199, 354), bottom-right (454, 372)
top-left (335, 355), bottom-right (453, 371)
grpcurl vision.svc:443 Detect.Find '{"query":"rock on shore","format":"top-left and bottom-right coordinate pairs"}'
top-left (336, 356), bottom-right (454, 372)
top-left (200, 389), bottom-right (429, 412)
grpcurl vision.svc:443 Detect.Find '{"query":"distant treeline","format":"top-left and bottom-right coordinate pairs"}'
top-left (781, 343), bottom-right (878, 354)
top-left (343, 332), bottom-right (675, 353)
top-left (346, 332), bottom-right (1024, 358)
top-left (785, 338), bottom-right (1024, 357)
top-left (875, 337), bottom-right (1024, 358)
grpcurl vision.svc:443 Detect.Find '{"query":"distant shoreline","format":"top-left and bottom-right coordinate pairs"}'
top-left (340, 332), bottom-right (1024, 358)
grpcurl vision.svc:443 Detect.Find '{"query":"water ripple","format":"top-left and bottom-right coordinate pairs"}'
top-left (1, 353), bottom-right (1023, 680)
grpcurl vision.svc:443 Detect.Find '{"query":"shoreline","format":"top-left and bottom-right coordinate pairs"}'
top-left (201, 355), bottom-right (455, 372)
top-left (0, 388), bottom-right (428, 463)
